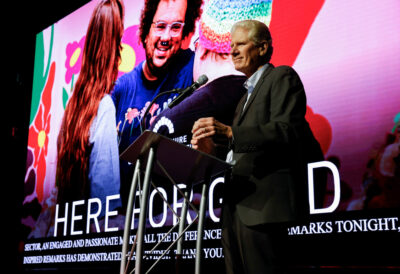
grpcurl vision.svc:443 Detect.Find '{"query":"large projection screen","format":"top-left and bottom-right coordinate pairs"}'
top-left (21, 0), bottom-right (400, 272)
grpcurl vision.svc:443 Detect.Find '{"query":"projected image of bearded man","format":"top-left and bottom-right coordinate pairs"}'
top-left (142, 0), bottom-right (186, 79)
top-left (111, 0), bottom-right (203, 209)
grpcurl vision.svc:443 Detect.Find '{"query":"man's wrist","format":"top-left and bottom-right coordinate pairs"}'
top-left (226, 126), bottom-right (233, 140)
top-left (228, 127), bottom-right (234, 149)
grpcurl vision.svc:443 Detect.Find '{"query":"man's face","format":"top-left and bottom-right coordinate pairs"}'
top-left (230, 27), bottom-right (264, 78)
top-left (145, 0), bottom-right (187, 74)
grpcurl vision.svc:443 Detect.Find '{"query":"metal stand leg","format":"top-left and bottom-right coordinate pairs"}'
top-left (195, 183), bottom-right (208, 274)
top-left (175, 191), bottom-right (189, 273)
top-left (135, 147), bottom-right (156, 274)
top-left (120, 160), bottom-right (141, 274)
top-left (177, 191), bottom-right (189, 255)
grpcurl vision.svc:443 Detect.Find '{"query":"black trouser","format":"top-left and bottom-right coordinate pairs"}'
top-left (221, 205), bottom-right (288, 274)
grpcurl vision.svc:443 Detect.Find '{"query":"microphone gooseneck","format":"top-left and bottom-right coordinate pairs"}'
top-left (168, 75), bottom-right (208, 109)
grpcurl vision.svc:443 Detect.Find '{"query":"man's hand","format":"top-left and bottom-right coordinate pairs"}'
top-left (191, 117), bottom-right (232, 153)
top-left (191, 117), bottom-right (233, 140)
top-left (191, 136), bottom-right (215, 154)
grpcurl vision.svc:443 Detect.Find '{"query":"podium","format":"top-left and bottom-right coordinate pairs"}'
top-left (119, 131), bottom-right (231, 274)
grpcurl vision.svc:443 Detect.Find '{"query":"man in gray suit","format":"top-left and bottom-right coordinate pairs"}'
top-left (191, 20), bottom-right (323, 273)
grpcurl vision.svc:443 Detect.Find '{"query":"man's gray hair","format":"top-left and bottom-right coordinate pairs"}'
top-left (231, 20), bottom-right (273, 62)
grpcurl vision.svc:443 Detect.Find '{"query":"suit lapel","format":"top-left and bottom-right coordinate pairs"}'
top-left (236, 64), bottom-right (274, 124)
top-left (233, 94), bottom-right (247, 126)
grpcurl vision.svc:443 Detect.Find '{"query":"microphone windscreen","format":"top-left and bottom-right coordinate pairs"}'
top-left (197, 74), bottom-right (208, 86)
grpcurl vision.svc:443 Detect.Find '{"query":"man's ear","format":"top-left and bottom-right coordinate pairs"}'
top-left (259, 41), bottom-right (268, 57)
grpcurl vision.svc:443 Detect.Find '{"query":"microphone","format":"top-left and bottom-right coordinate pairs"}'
top-left (168, 75), bottom-right (208, 108)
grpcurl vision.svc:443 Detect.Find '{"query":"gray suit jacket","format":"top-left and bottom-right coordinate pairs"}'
top-left (226, 64), bottom-right (323, 226)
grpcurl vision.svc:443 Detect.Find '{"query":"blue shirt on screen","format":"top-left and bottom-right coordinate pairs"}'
top-left (112, 49), bottom-right (195, 153)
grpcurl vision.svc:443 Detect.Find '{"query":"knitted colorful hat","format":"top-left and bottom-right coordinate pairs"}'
top-left (199, 0), bottom-right (273, 53)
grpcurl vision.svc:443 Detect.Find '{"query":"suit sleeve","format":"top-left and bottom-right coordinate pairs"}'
top-left (232, 66), bottom-right (307, 153)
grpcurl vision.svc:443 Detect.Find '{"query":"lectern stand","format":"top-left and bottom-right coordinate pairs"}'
top-left (119, 131), bottom-right (231, 274)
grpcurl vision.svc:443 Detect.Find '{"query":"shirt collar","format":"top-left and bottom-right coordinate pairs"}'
top-left (243, 63), bottom-right (269, 94)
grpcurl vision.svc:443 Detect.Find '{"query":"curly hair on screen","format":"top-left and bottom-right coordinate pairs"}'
top-left (56, 0), bottom-right (124, 203)
top-left (138, 0), bottom-right (203, 45)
